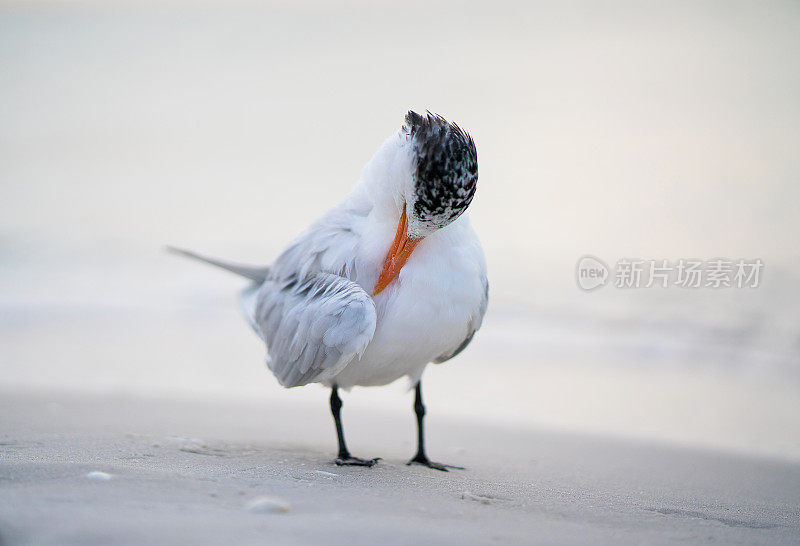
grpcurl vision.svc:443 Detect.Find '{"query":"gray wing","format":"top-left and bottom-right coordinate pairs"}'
top-left (242, 273), bottom-right (377, 387)
top-left (434, 276), bottom-right (489, 364)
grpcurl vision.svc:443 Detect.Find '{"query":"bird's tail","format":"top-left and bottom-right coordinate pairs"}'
top-left (167, 246), bottom-right (269, 283)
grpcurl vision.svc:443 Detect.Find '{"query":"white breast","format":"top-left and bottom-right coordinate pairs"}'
top-left (329, 213), bottom-right (487, 389)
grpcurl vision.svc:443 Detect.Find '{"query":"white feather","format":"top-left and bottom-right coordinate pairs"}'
top-left (242, 130), bottom-right (488, 389)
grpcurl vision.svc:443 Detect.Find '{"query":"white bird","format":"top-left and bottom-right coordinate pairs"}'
top-left (171, 111), bottom-right (488, 470)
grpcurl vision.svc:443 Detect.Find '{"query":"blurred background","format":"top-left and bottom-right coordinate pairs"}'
top-left (1, 0), bottom-right (799, 461)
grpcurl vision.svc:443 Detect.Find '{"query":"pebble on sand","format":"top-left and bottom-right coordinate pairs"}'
top-left (246, 496), bottom-right (291, 514)
top-left (461, 491), bottom-right (492, 504)
top-left (85, 471), bottom-right (112, 482)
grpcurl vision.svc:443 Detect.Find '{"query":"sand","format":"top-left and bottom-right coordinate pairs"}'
top-left (1, 390), bottom-right (798, 545)
top-left (2, 1), bottom-right (800, 543)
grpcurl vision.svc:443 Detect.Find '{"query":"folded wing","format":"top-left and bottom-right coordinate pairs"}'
top-left (434, 275), bottom-right (489, 364)
top-left (242, 273), bottom-right (377, 387)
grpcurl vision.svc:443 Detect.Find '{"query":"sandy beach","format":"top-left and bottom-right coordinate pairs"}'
top-left (2, 1), bottom-right (800, 544)
top-left (1, 390), bottom-right (798, 545)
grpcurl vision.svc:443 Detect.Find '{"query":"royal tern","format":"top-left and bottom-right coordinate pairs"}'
top-left (171, 111), bottom-right (488, 470)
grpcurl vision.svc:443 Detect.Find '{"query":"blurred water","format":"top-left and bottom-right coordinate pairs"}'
top-left (1, 0), bottom-right (799, 459)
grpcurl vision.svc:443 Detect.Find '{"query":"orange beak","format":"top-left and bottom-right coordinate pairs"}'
top-left (373, 204), bottom-right (420, 295)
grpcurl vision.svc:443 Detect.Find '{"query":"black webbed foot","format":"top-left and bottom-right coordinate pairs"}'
top-left (406, 454), bottom-right (465, 472)
top-left (335, 456), bottom-right (381, 467)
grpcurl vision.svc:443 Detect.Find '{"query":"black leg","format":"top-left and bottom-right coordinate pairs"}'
top-left (407, 381), bottom-right (465, 471)
top-left (329, 385), bottom-right (380, 467)
top-left (330, 386), bottom-right (349, 459)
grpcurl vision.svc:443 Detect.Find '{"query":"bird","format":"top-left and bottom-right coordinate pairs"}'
top-left (170, 111), bottom-right (488, 471)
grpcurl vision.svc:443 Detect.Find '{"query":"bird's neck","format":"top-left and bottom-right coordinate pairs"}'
top-left (357, 132), bottom-right (415, 223)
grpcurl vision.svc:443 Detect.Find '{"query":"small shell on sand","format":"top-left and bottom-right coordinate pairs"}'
top-left (461, 491), bottom-right (491, 504)
top-left (246, 496), bottom-right (291, 514)
top-left (85, 471), bottom-right (112, 482)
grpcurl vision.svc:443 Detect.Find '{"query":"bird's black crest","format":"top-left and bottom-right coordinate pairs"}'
top-left (403, 111), bottom-right (478, 229)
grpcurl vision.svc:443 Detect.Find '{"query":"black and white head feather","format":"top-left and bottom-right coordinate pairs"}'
top-left (403, 111), bottom-right (478, 238)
